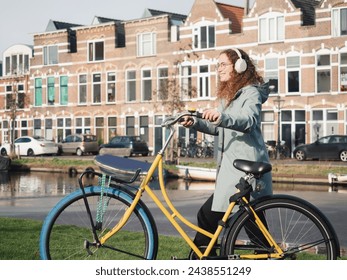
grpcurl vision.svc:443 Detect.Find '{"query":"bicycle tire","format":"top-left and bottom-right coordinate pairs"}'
top-left (40, 185), bottom-right (158, 260)
top-left (221, 195), bottom-right (339, 260)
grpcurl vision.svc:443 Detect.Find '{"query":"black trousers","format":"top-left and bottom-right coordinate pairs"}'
top-left (193, 194), bottom-right (224, 249)
top-left (193, 194), bottom-right (270, 252)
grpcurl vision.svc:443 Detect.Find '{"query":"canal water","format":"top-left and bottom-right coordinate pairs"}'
top-left (0, 171), bottom-right (216, 199)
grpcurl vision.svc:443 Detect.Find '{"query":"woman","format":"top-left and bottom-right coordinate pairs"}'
top-left (181, 48), bottom-right (272, 256)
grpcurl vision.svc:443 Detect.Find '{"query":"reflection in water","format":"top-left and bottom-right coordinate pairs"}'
top-left (0, 172), bottom-right (215, 198)
top-left (0, 172), bottom-right (80, 198)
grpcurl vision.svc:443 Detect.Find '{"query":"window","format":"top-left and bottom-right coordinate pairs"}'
top-left (286, 56), bottom-right (300, 93)
top-left (312, 109), bottom-right (338, 140)
top-left (316, 54), bottom-right (331, 93)
top-left (137, 33), bottom-right (156, 57)
top-left (60, 76), bottom-right (68, 105)
top-left (126, 116), bottom-right (135, 135)
top-left (142, 69), bottom-right (152, 101)
top-left (198, 65), bottom-right (210, 98)
top-left (4, 54), bottom-right (30, 75)
top-left (17, 84), bottom-right (25, 109)
top-left (35, 78), bottom-right (42, 106)
top-left (43, 45), bottom-right (58, 65)
top-left (261, 111), bottom-right (275, 142)
top-left (92, 73), bottom-right (101, 103)
top-left (33, 119), bottom-right (42, 137)
top-left (264, 57), bottom-right (279, 93)
top-left (88, 41), bottom-right (104, 61)
top-left (193, 25), bottom-right (215, 49)
top-left (340, 52), bottom-right (347, 92)
top-left (78, 74), bottom-right (87, 104)
top-left (47, 77), bottom-right (55, 105)
top-left (140, 116), bottom-right (149, 142)
top-left (57, 118), bottom-right (72, 141)
top-left (332, 8), bottom-right (347, 37)
top-left (95, 117), bottom-right (104, 142)
top-left (181, 65), bottom-right (192, 100)
top-left (108, 117), bottom-right (117, 140)
top-left (75, 117), bottom-right (91, 134)
top-left (126, 70), bottom-right (136, 102)
top-left (157, 67), bottom-right (168, 100)
top-left (107, 72), bottom-right (116, 103)
top-left (259, 13), bottom-right (284, 43)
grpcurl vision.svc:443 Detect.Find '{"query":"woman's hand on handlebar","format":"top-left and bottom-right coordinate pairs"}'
top-left (179, 109), bottom-right (221, 126)
top-left (179, 116), bottom-right (195, 127)
top-left (202, 109), bottom-right (221, 122)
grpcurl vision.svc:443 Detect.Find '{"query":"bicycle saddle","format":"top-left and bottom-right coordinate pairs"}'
top-left (233, 159), bottom-right (272, 178)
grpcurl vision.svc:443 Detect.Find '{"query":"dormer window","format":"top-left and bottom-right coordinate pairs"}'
top-left (332, 8), bottom-right (347, 37)
top-left (259, 13), bottom-right (284, 43)
top-left (88, 41), bottom-right (104, 61)
top-left (193, 24), bottom-right (215, 49)
top-left (43, 45), bottom-right (58, 65)
top-left (137, 32), bottom-right (156, 57)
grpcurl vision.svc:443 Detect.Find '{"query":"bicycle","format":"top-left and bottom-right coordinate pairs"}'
top-left (39, 110), bottom-right (340, 260)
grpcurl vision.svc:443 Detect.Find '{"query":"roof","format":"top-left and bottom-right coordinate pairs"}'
top-left (92, 16), bottom-right (122, 25)
top-left (216, 2), bottom-right (244, 33)
top-left (45, 20), bottom-right (83, 32)
top-left (143, 8), bottom-right (187, 25)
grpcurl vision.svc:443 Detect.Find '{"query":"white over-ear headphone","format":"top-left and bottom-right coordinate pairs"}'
top-left (232, 48), bottom-right (247, 73)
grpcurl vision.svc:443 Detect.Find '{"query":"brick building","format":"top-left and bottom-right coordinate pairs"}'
top-left (1, 0), bottom-right (347, 156)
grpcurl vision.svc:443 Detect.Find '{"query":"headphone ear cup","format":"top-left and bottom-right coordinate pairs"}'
top-left (235, 58), bottom-right (247, 73)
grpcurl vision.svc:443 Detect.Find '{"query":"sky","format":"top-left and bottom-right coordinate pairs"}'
top-left (0, 0), bottom-right (249, 58)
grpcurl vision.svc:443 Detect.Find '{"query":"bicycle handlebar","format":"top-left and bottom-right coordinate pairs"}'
top-left (161, 109), bottom-right (202, 127)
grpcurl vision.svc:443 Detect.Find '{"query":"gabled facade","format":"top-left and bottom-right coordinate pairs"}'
top-left (1, 0), bottom-right (347, 156)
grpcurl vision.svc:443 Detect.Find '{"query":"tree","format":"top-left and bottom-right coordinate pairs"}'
top-left (6, 74), bottom-right (28, 158)
top-left (153, 44), bottom-right (199, 163)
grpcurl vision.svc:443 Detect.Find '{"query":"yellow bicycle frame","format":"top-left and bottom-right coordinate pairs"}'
top-left (98, 152), bottom-right (284, 260)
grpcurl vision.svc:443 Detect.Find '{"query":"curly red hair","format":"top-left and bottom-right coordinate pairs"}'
top-left (217, 48), bottom-right (264, 106)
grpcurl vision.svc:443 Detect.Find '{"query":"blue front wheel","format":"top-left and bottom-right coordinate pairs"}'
top-left (40, 185), bottom-right (158, 260)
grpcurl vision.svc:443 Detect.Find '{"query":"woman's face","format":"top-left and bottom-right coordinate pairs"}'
top-left (217, 53), bottom-right (233, 82)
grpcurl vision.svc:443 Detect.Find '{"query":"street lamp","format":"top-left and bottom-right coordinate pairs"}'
top-left (273, 94), bottom-right (285, 160)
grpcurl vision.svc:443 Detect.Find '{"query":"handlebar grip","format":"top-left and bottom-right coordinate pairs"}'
top-left (195, 111), bottom-right (203, 118)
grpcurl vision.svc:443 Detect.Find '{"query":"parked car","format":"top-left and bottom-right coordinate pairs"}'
top-left (0, 136), bottom-right (59, 156)
top-left (293, 135), bottom-right (347, 161)
top-left (58, 134), bottom-right (99, 156)
top-left (99, 136), bottom-right (149, 157)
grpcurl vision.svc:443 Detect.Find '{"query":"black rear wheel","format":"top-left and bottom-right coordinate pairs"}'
top-left (222, 195), bottom-right (338, 260)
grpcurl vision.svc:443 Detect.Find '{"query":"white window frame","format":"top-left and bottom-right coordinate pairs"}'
top-left (332, 7), bottom-right (347, 37)
top-left (141, 68), bottom-right (152, 101)
top-left (137, 33), bottom-right (156, 57)
top-left (193, 22), bottom-right (215, 50)
top-left (78, 74), bottom-right (87, 104)
top-left (316, 51), bottom-right (331, 94)
top-left (339, 47), bottom-right (347, 92)
top-left (286, 53), bottom-right (301, 94)
top-left (88, 40), bottom-right (104, 62)
top-left (259, 12), bottom-right (284, 43)
top-left (106, 72), bottom-right (116, 103)
top-left (264, 54), bottom-right (279, 94)
top-left (197, 63), bottom-right (211, 99)
top-left (157, 67), bottom-right (168, 101)
top-left (126, 70), bottom-right (136, 102)
top-left (180, 64), bottom-right (192, 101)
top-left (43, 45), bottom-right (58, 65)
top-left (92, 73), bottom-right (102, 104)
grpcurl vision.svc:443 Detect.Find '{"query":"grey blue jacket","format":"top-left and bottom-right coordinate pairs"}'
top-left (192, 83), bottom-right (272, 212)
